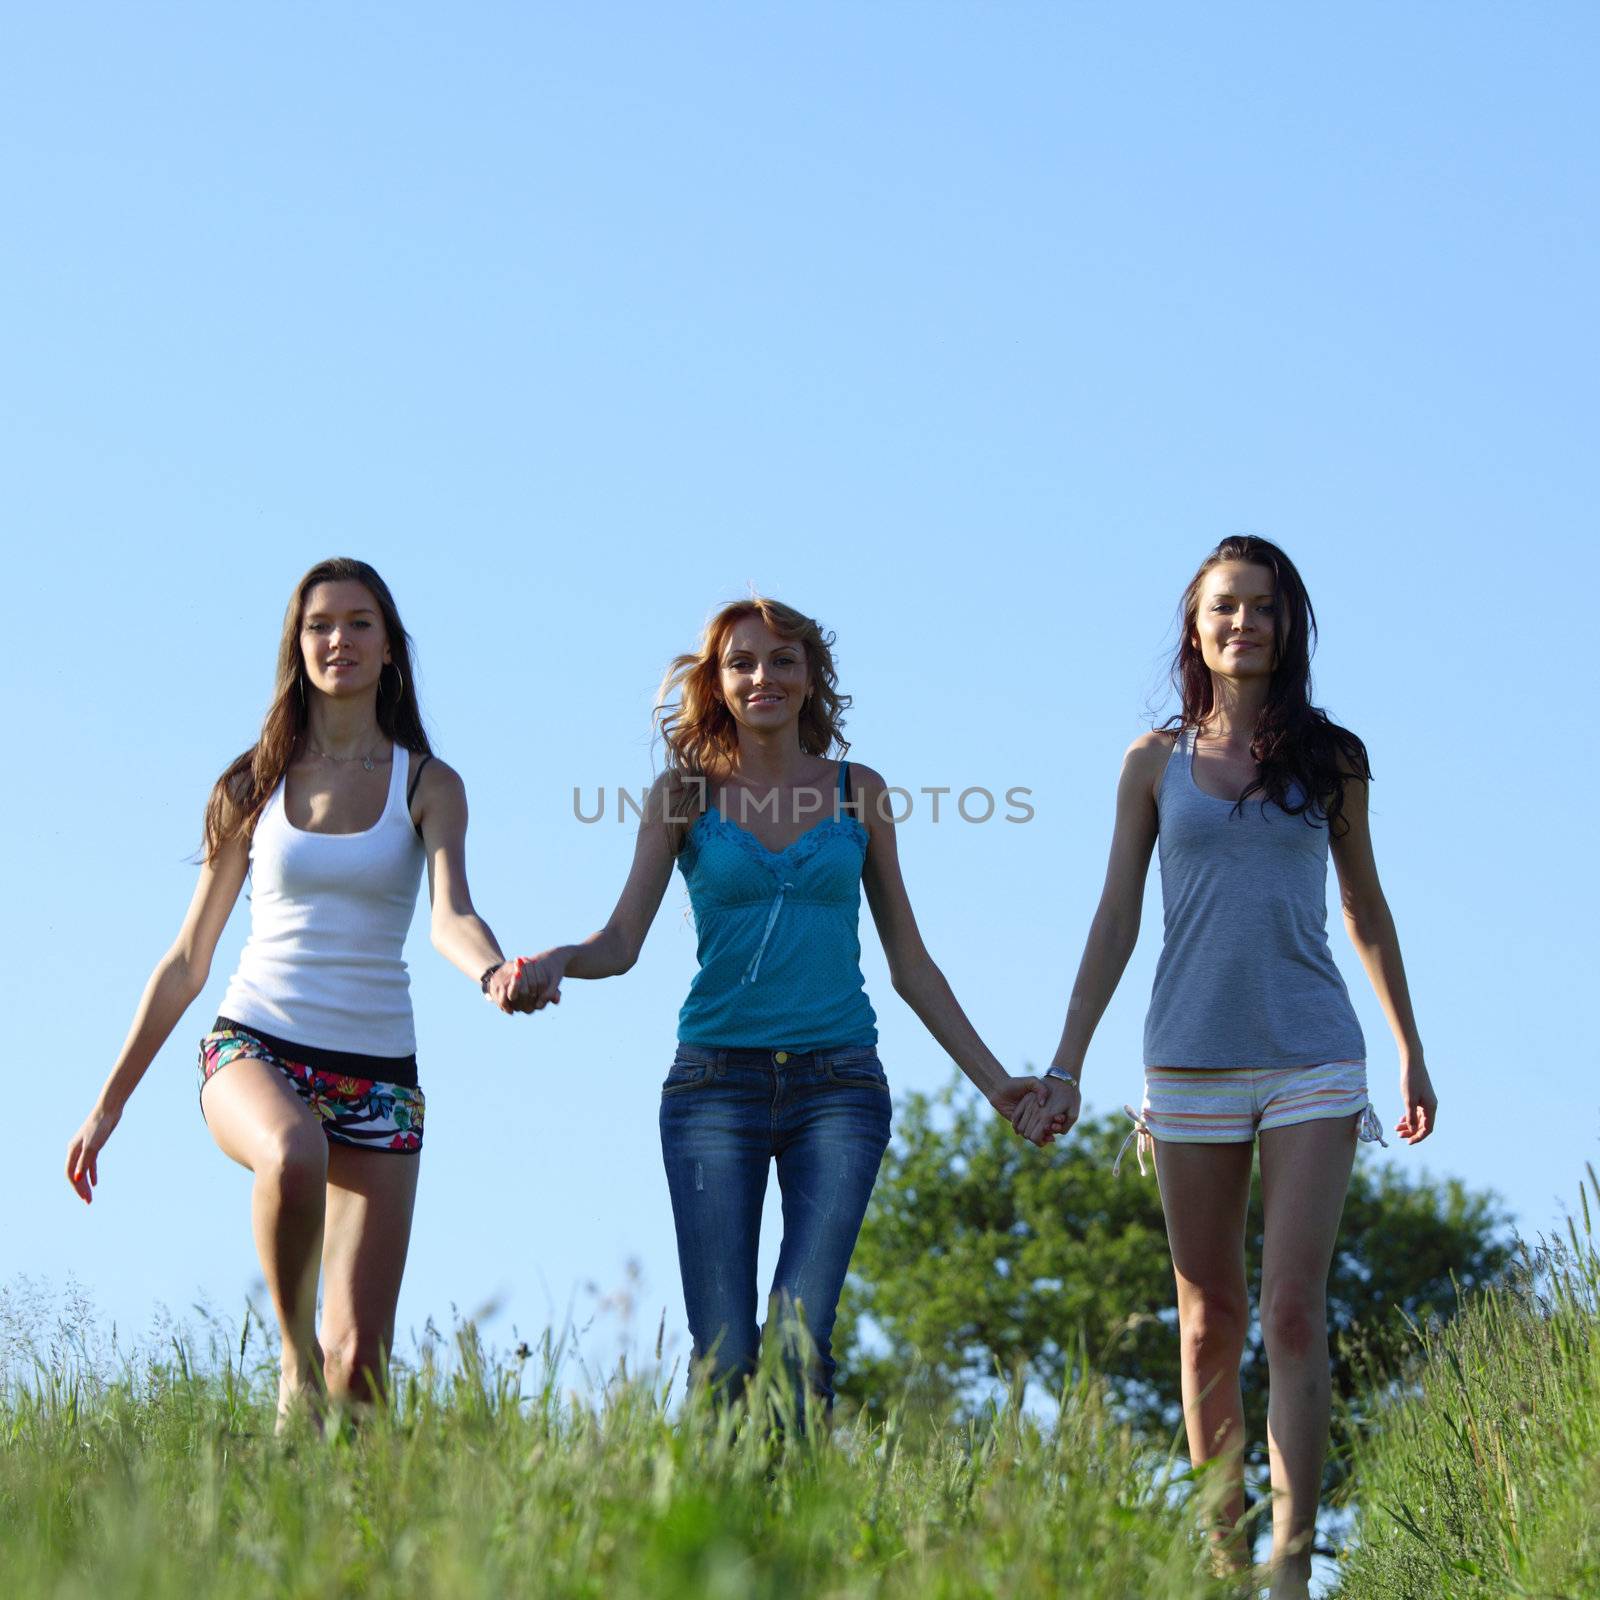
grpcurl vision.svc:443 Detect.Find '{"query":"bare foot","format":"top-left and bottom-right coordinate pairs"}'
top-left (275, 1351), bottom-right (326, 1435)
top-left (1206, 1528), bottom-right (1252, 1580)
top-left (1267, 1552), bottom-right (1311, 1600)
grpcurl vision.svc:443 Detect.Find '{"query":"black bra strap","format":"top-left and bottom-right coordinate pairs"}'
top-left (407, 753), bottom-right (434, 835)
top-left (837, 760), bottom-right (852, 803)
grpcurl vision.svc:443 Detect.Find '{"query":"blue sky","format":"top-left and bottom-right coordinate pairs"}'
top-left (4, 3), bottom-right (1597, 1376)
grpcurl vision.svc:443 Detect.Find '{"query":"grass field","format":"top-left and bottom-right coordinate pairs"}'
top-left (1333, 1166), bottom-right (1600, 1599)
top-left (4, 1170), bottom-right (1596, 1600)
top-left (0, 1302), bottom-right (1249, 1600)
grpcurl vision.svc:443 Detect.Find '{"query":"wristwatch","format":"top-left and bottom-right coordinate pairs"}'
top-left (1044, 1066), bottom-right (1081, 1090)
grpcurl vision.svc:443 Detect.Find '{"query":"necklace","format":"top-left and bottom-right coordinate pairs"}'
top-left (306, 741), bottom-right (388, 773)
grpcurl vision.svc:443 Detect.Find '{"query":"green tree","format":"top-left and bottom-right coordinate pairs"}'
top-left (837, 1079), bottom-right (1514, 1466)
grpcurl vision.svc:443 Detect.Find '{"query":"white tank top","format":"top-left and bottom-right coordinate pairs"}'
top-left (219, 747), bottom-right (427, 1056)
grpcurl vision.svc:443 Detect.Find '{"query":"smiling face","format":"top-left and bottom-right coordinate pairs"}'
top-left (718, 615), bottom-right (811, 735)
top-left (299, 579), bottom-right (392, 699)
top-left (1191, 560), bottom-right (1279, 680)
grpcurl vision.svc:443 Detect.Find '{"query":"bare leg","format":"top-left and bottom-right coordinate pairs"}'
top-left (1257, 1114), bottom-right (1359, 1600)
top-left (1152, 1138), bottom-right (1255, 1571)
top-left (201, 1060), bottom-right (328, 1423)
top-left (319, 1143), bottom-right (421, 1412)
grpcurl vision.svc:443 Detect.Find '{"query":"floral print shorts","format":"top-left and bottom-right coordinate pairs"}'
top-left (198, 1024), bottom-right (425, 1153)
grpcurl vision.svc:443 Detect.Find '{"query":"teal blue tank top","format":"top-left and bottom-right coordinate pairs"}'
top-left (676, 761), bottom-right (879, 1052)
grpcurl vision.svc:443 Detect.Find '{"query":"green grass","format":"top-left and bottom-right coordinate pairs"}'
top-left (10, 1160), bottom-right (1599, 1600)
top-left (0, 1308), bottom-right (1248, 1600)
top-left (1332, 1165), bottom-right (1600, 1599)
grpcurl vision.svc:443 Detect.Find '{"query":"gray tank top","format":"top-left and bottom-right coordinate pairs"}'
top-left (1143, 730), bottom-right (1365, 1068)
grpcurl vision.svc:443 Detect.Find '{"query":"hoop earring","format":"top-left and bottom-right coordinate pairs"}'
top-left (384, 662), bottom-right (404, 700)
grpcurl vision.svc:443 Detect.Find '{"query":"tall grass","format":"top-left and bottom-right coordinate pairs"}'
top-left (0, 1294), bottom-right (1248, 1600)
top-left (1334, 1165), bottom-right (1600, 1598)
top-left (22, 1167), bottom-right (1593, 1600)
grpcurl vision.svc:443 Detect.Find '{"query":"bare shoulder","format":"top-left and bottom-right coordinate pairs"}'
top-left (647, 768), bottom-right (708, 829)
top-left (844, 759), bottom-right (888, 796)
top-left (1127, 728), bottom-right (1176, 756)
top-left (1120, 730), bottom-right (1176, 809)
top-left (644, 769), bottom-right (684, 831)
top-left (410, 754), bottom-right (466, 833)
top-left (842, 761), bottom-right (891, 836)
top-left (1125, 729), bottom-right (1176, 771)
top-left (412, 751), bottom-right (464, 797)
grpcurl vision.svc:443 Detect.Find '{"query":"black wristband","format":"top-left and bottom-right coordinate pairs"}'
top-left (480, 961), bottom-right (504, 993)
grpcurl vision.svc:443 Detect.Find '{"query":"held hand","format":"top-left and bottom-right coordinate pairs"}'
top-left (66, 1101), bottom-right (123, 1204)
top-left (1396, 1060), bottom-right (1437, 1144)
top-left (1016, 1075), bottom-right (1082, 1146)
top-left (509, 949), bottom-right (567, 1013)
top-left (483, 959), bottom-right (522, 1014)
top-left (988, 1076), bottom-right (1054, 1148)
top-left (485, 958), bottom-right (554, 1015)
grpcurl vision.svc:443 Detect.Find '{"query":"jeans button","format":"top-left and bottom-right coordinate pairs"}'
top-left (774, 1051), bottom-right (789, 1064)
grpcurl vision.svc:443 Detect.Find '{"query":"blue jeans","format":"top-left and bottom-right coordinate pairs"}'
top-left (659, 1043), bottom-right (892, 1411)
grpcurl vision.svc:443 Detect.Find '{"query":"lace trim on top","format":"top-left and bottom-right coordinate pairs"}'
top-left (691, 806), bottom-right (867, 872)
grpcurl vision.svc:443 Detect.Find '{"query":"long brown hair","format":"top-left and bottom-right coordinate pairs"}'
top-left (1167, 536), bottom-right (1370, 834)
top-left (654, 598), bottom-right (850, 849)
top-left (202, 558), bottom-right (431, 861)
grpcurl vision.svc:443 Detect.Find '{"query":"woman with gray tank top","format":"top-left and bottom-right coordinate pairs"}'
top-left (65, 558), bottom-right (527, 1427)
top-left (1017, 537), bottom-right (1437, 1600)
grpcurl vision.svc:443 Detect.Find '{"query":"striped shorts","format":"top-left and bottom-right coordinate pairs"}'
top-left (1115, 1060), bottom-right (1386, 1177)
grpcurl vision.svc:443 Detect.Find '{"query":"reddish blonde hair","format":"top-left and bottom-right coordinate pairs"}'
top-left (654, 598), bottom-right (850, 844)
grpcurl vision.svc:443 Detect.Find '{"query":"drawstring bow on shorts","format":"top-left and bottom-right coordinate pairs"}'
top-left (1113, 1105), bottom-right (1155, 1178)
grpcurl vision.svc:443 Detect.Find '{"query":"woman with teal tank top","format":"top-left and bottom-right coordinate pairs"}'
top-left (511, 597), bottom-right (1050, 1412)
top-left (1018, 538), bottom-right (1438, 1600)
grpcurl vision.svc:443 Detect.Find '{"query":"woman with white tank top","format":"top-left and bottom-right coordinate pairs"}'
top-left (66, 558), bottom-right (526, 1425)
top-left (1018, 538), bottom-right (1438, 1600)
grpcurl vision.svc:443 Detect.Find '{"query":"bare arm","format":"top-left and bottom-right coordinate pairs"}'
top-left (854, 766), bottom-right (1045, 1137)
top-left (1329, 772), bottom-right (1437, 1144)
top-left (66, 828), bottom-right (251, 1201)
top-left (1050, 734), bottom-right (1166, 1077)
top-left (511, 774), bottom-right (678, 1005)
top-left (1017, 734), bottom-right (1166, 1142)
top-left (412, 759), bottom-right (519, 1006)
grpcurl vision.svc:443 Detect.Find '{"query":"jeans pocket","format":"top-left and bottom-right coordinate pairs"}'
top-left (663, 1049), bottom-right (717, 1095)
top-left (825, 1049), bottom-right (889, 1091)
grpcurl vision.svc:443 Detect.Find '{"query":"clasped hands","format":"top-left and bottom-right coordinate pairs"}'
top-left (482, 951), bottom-right (566, 1015)
top-left (993, 1073), bottom-right (1081, 1148)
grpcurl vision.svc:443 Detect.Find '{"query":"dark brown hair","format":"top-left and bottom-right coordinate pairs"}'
top-left (1167, 536), bottom-right (1369, 833)
top-left (202, 558), bottom-right (431, 860)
